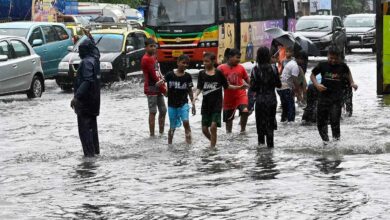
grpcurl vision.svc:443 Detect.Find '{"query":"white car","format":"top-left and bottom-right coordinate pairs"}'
top-left (0, 35), bottom-right (44, 98)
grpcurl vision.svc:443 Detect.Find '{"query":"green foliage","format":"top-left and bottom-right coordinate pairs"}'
top-left (78, 0), bottom-right (143, 8)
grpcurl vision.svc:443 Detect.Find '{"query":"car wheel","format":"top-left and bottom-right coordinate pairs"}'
top-left (27, 75), bottom-right (43, 98)
top-left (61, 85), bottom-right (73, 92)
top-left (346, 47), bottom-right (352, 54)
top-left (115, 72), bottom-right (126, 82)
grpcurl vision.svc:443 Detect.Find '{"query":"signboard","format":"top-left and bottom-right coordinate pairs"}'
top-left (383, 15), bottom-right (390, 84)
top-left (310, 0), bottom-right (331, 13)
top-left (310, 0), bottom-right (320, 13)
top-left (320, 0), bottom-right (331, 10)
top-left (32, 0), bottom-right (58, 21)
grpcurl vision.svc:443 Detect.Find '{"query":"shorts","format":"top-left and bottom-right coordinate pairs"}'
top-left (147, 95), bottom-right (167, 114)
top-left (202, 112), bottom-right (222, 127)
top-left (168, 103), bottom-right (190, 129)
top-left (223, 104), bottom-right (248, 122)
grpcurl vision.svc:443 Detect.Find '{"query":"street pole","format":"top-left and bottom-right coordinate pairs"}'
top-left (234, 0), bottom-right (241, 50)
top-left (282, 0), bottom-right (288, 31)
top-left (376, 0), bottom-right (383, 94)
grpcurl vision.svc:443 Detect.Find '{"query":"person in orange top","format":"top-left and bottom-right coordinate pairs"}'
top-left (217, 49), bottom-right (250, 134)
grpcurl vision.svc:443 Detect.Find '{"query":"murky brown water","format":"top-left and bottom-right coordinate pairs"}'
top-left (1, 50), bottom-right (390, 219)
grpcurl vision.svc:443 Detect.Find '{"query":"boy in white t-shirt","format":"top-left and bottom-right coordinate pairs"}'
top-left (277, 46), bottom-right (300, 122)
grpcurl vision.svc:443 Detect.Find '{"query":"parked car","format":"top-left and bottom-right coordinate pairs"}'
top-left (56, 28), bottom-right (148, 90)
top-left (0, 35), bottom-right (44, 98)
top-left (295, 15), bottom-right (347, 57)
top-left (66, 25), bottom-right (84, 44)
top-left (344, 14), bottom-right (376, 53)
top-left (0, 22), bottom-right (73, 78)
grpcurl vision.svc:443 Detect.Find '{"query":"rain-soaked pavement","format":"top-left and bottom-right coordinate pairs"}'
top-left (1, 49), bottom-right (390, 219)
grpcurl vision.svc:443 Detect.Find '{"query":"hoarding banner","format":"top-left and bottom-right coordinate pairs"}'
top-left (32, 0), bottom-right (58, 21)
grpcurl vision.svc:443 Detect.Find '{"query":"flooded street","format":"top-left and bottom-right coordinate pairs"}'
top-left (1, 50), bottom-right (390, 219)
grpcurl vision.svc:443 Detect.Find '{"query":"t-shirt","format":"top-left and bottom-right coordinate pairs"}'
top-left (218, 64), bottom-right (249, 110)
top-left (312, 61), bottom-right (350, 102)
top-left (165, 71), bottom-right (193, 108)
top-left (280, 59), bottom-right (300, 89)
top-left (197, 69), bottom-right (229, 115)
top-left (141, 54), bottom-right (164, 95)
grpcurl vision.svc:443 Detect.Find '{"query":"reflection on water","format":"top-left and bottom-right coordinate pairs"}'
top-left (383, 94), bottom-right (390, 106)
top-left (251, 148), bottom-right (280, 180)
top-left (74, 159), bottom-right (99, 179)
top-left (315, 157), bottom-right (343, 174)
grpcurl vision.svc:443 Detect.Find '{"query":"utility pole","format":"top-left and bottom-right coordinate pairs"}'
top-left (376, 0), bottom-right (383, 94)
top-left (282, 0), bottom-right (288, 30)
top-left (234, 0), bottom-right (241, 50)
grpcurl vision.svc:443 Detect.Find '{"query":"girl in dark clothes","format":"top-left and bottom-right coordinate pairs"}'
top-left (250, 47), bottom-right (282, 148)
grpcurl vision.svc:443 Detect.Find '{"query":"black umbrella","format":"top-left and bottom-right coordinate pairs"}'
top-left (266, 27), bottom-right (322, 56)
top-left (292, 33), bottom-right (320, 56)
top-left (265, 27), bottom-right (297, 48)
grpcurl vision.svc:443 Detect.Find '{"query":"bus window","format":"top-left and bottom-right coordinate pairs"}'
top-left (219, 0), bottom-right (235, 22)
top-left (241, 0), bottom-right (253, 20)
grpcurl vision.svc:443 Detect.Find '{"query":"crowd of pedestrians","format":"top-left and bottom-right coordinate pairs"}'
top-left (139, 38), bottom-right (358, 148)
top-left (70, 36), bottom-right (358, 157)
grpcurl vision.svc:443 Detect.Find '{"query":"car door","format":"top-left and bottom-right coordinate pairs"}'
top-left (53, 25), bottom-right (72, 72)
top-left (125, 32), bottom-right (146, 74)
top-left (28, 26), bottom-right (47, 75)
top-left (9, 39), bottom-right (35, 91)
top-left (41, 25), bottom-right (61, 77)
top-left (0, 40), bottom-right (15, 94)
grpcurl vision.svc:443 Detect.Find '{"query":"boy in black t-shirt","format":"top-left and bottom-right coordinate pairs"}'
top-left (310, 47), bottom-right (358, 143)
top-left (165, 55), bottom-right (195, 145)
top-left (194, 52), bottom-right (244, 148)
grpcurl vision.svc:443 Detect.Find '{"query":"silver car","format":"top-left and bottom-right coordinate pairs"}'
top-left (0, 35), bottom-right (44, 98)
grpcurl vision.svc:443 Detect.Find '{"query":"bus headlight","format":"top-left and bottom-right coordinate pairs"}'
top-left (58, 62), bottom-right (69, 70)
top-left (100, 62), bottom-right (113, 70)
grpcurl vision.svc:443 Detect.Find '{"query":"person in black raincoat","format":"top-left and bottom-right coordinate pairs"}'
top-left (250, 47), bottom-right (282, 148)
top-left (70, 37), bottom-right (101, 157)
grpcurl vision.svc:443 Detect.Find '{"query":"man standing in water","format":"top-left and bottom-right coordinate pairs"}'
top-left (218, 49), bottom-right (250, 134)
top-left (310, 46), bottom-right (358, 143)
top-left (71, 38), bottom-right (101, 157)
top-left (141, 38), bottom-right (167, 137)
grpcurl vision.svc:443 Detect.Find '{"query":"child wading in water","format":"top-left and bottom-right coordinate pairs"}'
top-left (194, 52), bottom-right (244, 148)
top-left (310, 46), bottom-right (358, 144)
top-left (165, 55), bottom-right (195, 145)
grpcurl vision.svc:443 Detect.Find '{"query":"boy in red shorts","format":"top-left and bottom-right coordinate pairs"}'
top-left (218, 49), bottom-right (250, 134)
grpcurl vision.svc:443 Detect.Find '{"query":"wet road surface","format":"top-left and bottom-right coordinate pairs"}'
top-left (1, 50), bottom-right (390, 219)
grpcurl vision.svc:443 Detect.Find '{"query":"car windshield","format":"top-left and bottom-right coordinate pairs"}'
top-left (147, 0), bottom-right (216, 26)
top-left (0, 28), bottom-right (29, 37)
top-left (75, 34), bottom-right (123, 53)
top-left (74, 16), bottom-right (90, 26)
top-left (344, 17), bottom-right (375, 27)
top-left (296, 19), bottom-right (332, 32)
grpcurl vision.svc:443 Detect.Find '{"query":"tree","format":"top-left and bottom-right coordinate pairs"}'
top-left (333, 0), bottom-right (370, 17)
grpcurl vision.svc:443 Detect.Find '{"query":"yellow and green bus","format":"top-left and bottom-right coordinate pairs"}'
top-left (144, 0), bottom-right (295, 74)
top-left (379, 0), bottom-right (390, 95)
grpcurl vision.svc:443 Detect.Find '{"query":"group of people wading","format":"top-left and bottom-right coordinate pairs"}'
top-left (70, 36), bottom-right (358, 157)
top-left (141, 38), bottom-right (358, 148)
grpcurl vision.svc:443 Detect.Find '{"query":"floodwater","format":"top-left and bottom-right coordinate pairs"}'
top-left (1, 50), bottom-right (390, 219)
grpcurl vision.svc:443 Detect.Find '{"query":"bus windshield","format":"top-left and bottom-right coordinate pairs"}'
top-left (147, 0), bottom-right (216, 26)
